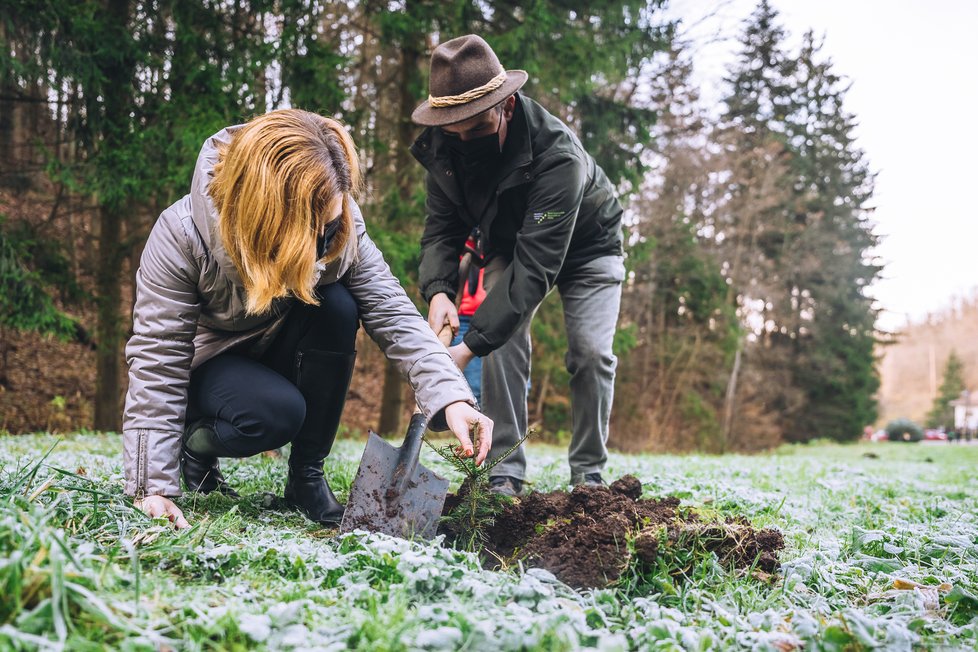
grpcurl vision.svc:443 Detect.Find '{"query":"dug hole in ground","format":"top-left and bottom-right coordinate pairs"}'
top-left (440, 474), bottom-right (785, 589)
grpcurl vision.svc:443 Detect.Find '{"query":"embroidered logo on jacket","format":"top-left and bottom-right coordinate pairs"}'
top-left (532, 210), bottom-right (566, 224)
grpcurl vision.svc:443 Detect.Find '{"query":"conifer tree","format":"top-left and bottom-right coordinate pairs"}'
top-left (716, 2), bottom-right (880, 444)
top-left (341, 1), bottom-right (674, 434)
top-left (778, 31), bottom-right (880, 441)
top-left (613, 47), bottom-right (739, 452)
top-left (3, 0), bottom-right (674, 435)
top-left (926, 351), bottom-right (966, 429)
top-left (714, 0), bottom-right (800, 446)
top-left (2, 0), bottom-right (314, 429)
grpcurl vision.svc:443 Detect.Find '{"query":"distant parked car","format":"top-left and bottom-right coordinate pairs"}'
top-left (885, 418), bottom-right (924, 443)
top-left (870, 429), bottom-right (889, 442)
top-left (923, 429), bottom-right (947, 441)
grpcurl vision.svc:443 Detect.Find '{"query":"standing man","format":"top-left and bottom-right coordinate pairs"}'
top-left (411, 35), bottom-right (625, 496)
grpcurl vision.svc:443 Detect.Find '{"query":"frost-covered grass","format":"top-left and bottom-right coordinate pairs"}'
top-left (1, 433), bottom-right (977, 651)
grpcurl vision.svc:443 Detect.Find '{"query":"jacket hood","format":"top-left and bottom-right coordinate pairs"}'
top-left (188, 124), bottom-right (360, 289)
top-left (190, 124), bottom-right (246, 286)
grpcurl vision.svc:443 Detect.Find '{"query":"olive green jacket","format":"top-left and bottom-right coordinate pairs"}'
top-left (412, 94), bottom-right (623, 356)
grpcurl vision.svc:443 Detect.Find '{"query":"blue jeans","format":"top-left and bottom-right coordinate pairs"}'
top-left (452, 315), bottom-right (482, 405)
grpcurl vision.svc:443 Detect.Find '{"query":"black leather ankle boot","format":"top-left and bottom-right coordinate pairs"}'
top-left (181, 419), bottom-right (239, 497)
top-left (284, 349), bottom-right (356, 525)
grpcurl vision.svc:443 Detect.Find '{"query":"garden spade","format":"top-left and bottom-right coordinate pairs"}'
top-left (339, 326), bottom-right (454, 540)
top-left (339, 412), bottom-right (448, 539)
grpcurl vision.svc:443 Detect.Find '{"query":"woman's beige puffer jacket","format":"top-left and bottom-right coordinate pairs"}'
top-left (123, 125), bottom-right (474, 498)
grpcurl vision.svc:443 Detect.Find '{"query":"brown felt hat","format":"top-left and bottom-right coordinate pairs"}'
top-left (411, 35), bottom-right (528, 127)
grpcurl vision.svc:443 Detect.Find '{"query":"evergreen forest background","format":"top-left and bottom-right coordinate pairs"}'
top-left (0, 0), bottom-right (884, 451)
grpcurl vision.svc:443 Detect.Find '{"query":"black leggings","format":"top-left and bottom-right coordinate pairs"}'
top-left (186, 283), bottom-right (358, 457)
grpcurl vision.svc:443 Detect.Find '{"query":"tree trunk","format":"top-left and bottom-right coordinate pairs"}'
top-left (0, 20), bottom-right (14, 168)
top-left (94, 203), bottom-right (125, 431)
top-left (378, 34), bottom-right (424, 436)
top-left (533, 367), bottom-right (551, 425)
top-left (377, 359), bottom-right (406, 435)
top-left (92, 0), bottom-right (134, 432)
top-left (0, 325), bottom-right (9, 389)
top-left (721, 338), bottom-right (743, 449)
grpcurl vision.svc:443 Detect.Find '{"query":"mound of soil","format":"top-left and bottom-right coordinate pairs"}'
top-left (441, 475), bottom-right (784, 589)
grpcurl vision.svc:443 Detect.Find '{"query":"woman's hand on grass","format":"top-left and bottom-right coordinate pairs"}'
top-left (445, 402), bottom-right (493, 466)
top-left (135, 495), bottom-right (190, 529)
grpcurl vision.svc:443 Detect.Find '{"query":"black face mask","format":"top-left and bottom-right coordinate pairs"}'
top-left (317, 217), bottom-right (342, 259)
top-left (442, 112), bottom-right (503, 171)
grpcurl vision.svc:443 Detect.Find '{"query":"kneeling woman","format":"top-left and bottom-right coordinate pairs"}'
top-left (124, 109), bottom-right (491, 528)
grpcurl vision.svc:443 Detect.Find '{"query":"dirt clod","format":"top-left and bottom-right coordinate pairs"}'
top-left (440, 474), bottom-right (784, 589)
top-left (632, 531), bottom-right (660, 564)
top-left (610, 474), bottom-right (643, 500)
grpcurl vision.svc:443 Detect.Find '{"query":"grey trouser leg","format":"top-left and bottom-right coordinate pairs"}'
top-left (481, 254), bottom-right (624, 480)
top-left (481, 256), bottom-right (535, 480)
top-left (558, 255), bottom-right (625, 477)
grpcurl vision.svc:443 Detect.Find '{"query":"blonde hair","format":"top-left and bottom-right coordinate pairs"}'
top-left (209, 109), bottom-right (362, 315)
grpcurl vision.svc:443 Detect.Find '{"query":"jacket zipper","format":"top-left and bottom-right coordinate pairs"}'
top-left (295, 350), bottom-right (304, 385)
top-left (135, 430), bottom-right (147, 500)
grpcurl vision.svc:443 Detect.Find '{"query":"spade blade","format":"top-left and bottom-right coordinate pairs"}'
top-left (339, 431), bottom-right (449, 540)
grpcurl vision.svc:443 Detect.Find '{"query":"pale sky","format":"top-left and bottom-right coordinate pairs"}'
top-left (666, 0), bottom-right (978, 332)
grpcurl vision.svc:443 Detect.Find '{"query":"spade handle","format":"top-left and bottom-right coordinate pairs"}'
top-left (436, 323), bottom-right (454, 347)
top-left (391, 412), bottom-right (428, 496)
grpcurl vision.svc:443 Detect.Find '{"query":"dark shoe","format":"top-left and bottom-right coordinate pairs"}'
top-left (284, 472), bottom-right (345, 525)
top-left (285, 349), bottom-right (357, 526)
top-left (180, 443), bottom-right (239, 497)
top-left (489, 475), bottom-right (524, 497)
top-left (571, 472), bottom-right (606, 487)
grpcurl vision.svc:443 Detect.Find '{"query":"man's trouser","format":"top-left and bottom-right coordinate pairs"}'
top-left (481, 254), bottom-right (625, 480)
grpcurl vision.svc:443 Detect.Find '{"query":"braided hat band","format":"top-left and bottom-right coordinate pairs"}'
top-left (428, 70), bottom-right (507, 108)
top-left (412, 35), bottom-right (528, 127)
